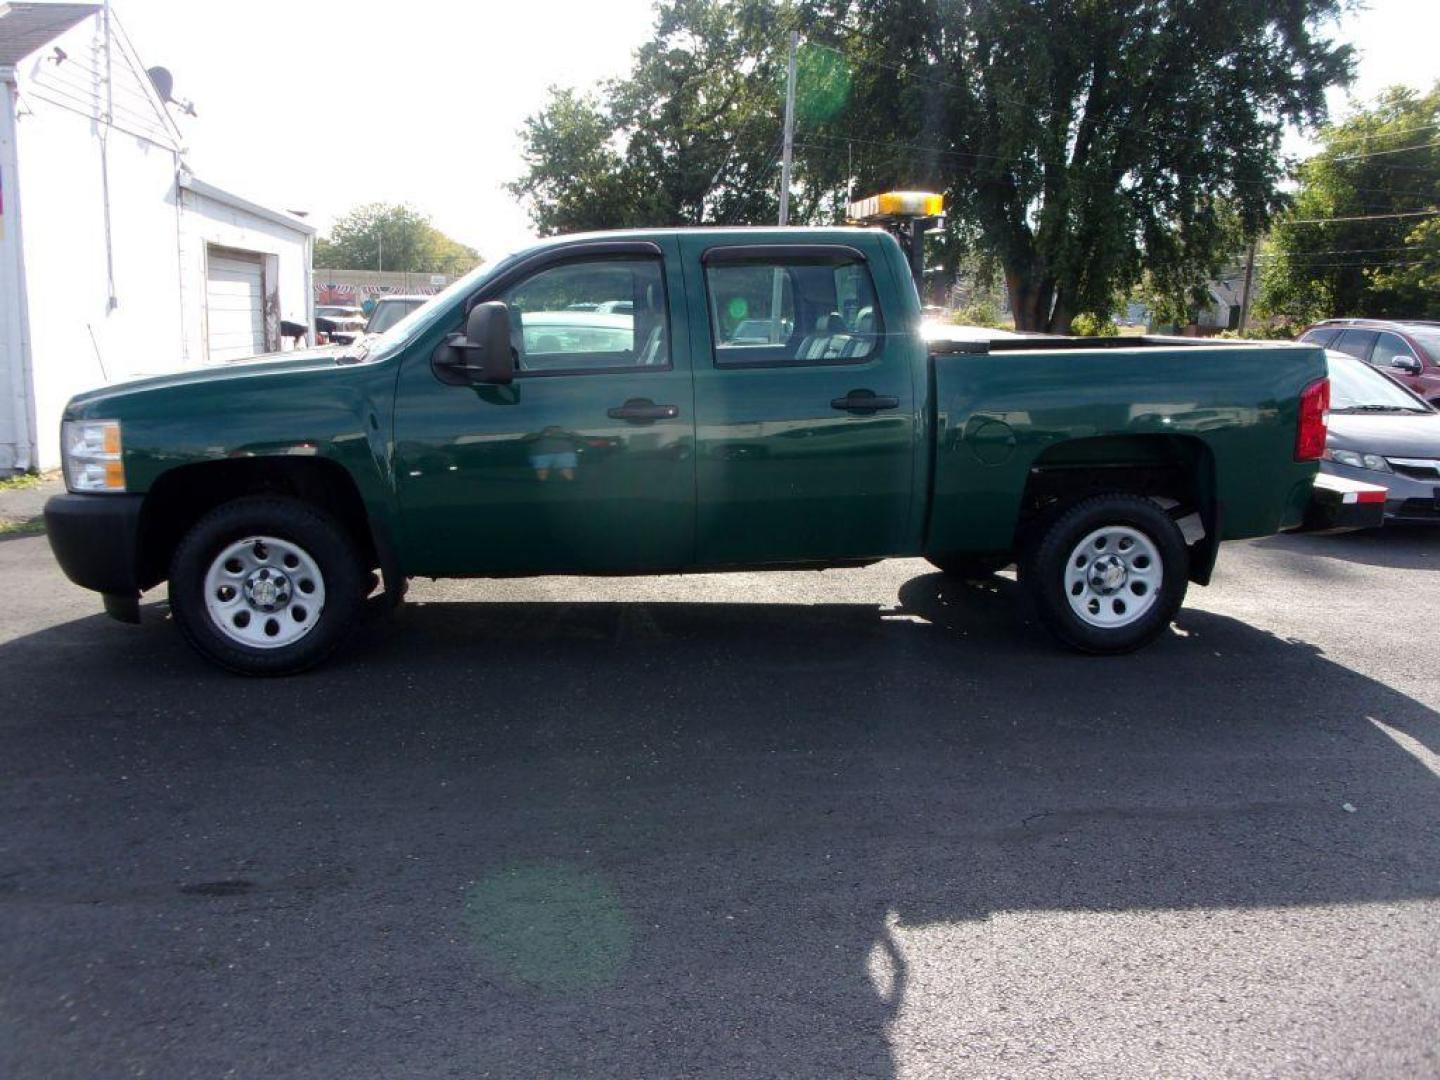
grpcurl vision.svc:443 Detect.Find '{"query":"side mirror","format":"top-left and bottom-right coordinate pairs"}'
top-left (439, 301), bottom-right (515, 384)
top-left (1391, 354), bottom-right (1422, 375)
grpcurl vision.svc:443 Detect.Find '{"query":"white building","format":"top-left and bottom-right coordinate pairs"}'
top-left (0, 2), bottom-right (315, 472)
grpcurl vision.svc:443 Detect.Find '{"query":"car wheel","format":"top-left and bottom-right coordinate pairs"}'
top-left (927, 554), bottom-right (1011, 580)
top-left (1021, 493), bottom-right (1189, 654)
top-left (169, 496), bottom-right (366, 675)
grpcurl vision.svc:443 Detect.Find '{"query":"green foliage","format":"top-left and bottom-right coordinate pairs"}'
top-left (1216, 322), bottom-right (1300, 341)
top-left (951, 300), bottom-right (1008, 329)
top-left (0, 517), bottom-right (44, 537)
top-left (0, 471), bottom-right (44, 491)
top-left (1070, 312), bottom-right (1119, 337)
top-left (510, 0), bottom-right (797, 233)
top-left (802, 0), bottom-right (1351, 332)
top-left (315, 203), bottom-right (482, 275)
top-left (512, 0), bottom-right (1352, 332)
top-left (1258, 84), bottom-right (1440, 322)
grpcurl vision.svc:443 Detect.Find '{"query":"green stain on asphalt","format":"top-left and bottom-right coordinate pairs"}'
top-left (463, 862), bottom-right (631, 995)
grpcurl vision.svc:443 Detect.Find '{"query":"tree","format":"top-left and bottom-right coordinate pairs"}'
top-left (800, 0), bottom-right (1352, 331)
top-left (1257, 84), bottom-right (1440, 324)
top-left (314, 203), bottom-right (483, 275)
top-left (512, 1), bottom-right (1352, 332)
top-left (510, 0), bottom-right (796, 233)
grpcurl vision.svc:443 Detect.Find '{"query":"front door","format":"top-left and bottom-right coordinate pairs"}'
top-left (394, 241), bottom-right (694, 576)
top-left (682, 236), bottom-right (919, 566)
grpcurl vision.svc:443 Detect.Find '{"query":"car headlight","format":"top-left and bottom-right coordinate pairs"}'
top-left (61, 420), bottom-right (126, 492)
top-left (1323, 448), bottom-right (1392, 473)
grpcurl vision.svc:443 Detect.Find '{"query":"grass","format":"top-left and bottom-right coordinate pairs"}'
top-left (0, 517), bottom-right (44, 538)
top-left (0, 472), bottom-right (46, 492)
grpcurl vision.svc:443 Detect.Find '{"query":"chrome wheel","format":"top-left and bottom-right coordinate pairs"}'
top-left (1063, 525), bottom-right (1162, 629)
top-left (202, 535), bottom-right (326, 649)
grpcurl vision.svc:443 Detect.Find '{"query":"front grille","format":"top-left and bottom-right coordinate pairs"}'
top-left (1387, 458), bottom-right (1440, 480)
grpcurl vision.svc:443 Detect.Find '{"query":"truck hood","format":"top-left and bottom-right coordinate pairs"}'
top-left (1327, 410), bottom-right (1440, 457)
top-left (65, 346), bottom-right (356, 413)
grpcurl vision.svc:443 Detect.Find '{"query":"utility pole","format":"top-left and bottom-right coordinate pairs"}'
top-left (1238, 240), bottom-right (1257, 333)
top-left (778, 30), bottom-right (798, 226)
top-left (377, 230), bottom-right (383, 274)
top-left (769, 30), bottom-right (799, 342)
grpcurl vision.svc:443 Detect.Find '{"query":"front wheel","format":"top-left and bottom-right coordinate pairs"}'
top-left (1021, 493), bottom-right (1189, 654)
top-left (169, 496), bottom-right (366, 675)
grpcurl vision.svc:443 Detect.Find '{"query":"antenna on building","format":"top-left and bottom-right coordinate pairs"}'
top-left (146, 66), bottom-right (198, 118)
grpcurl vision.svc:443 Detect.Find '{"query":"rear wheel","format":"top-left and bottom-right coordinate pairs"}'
top-left (169, 497), bottom-right (366, 675)
top-left (1021, 493), bottom-right (1188, 654)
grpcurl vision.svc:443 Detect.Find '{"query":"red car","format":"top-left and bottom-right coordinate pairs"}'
top-left (1299, 319), bottom-right (1440, 406)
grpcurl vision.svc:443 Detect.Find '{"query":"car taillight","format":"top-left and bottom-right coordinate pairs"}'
top-left (1295, 377), bottom-right (1329, 461)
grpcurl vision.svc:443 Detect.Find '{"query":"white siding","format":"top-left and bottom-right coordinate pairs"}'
top-left (0, 79), bottom-right (35, 471)
top-left (3, 10), bottom-right (311, 470)
top-left (205, 248), bottom-right (265, 361)
top-left (17, 9), bottom-right (179, 152)
top-left (13, 72), bottom-right (186, 468)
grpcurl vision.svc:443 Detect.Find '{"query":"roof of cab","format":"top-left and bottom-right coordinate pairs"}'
top-left (517, 225), bottom-right (891, 252)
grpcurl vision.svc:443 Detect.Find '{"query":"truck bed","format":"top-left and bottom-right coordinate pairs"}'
top-left (923, 338), bottom-right (1327, 558)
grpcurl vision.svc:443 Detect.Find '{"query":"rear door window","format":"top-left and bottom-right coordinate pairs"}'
top-left (1299, 328), bottom-right (1338, 347)
top-left (1332, 329), bottom-right (1378, 362)
top-left (704, 252), bottom-right (882, 367)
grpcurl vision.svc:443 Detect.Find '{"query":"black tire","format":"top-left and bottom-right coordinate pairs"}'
top-left (1020, 493), bottom-right (1189, 654)
top-left (927, 554), bottom-right (1011, 580)
top-left (168, 496), bottom-right (366, 675)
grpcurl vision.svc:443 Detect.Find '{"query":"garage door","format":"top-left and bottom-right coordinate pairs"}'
top-left (205, 248), bottom-right (265, 362)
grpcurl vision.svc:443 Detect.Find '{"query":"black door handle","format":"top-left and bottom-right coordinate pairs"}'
top-left (607, 398), bottom-right (679, 423)
top-left (831, 389), bottom-right (900, 414)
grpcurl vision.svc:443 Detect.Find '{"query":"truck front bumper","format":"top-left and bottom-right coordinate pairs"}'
top-left (44, 493), bottom-right (145, 621)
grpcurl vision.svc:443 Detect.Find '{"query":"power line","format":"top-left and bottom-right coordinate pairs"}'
top-left (1331, 139), bottom-right (1440, 161)
top-left (1326, 120), bottom-right (1440, 141)
top-left (1254, 245), bottom-right (1419, 256)
top-left (795, 135), bottom-right (1432, 217)
top-left (1277, 209), bottom-right (1440, 225)
top-left (1254, 258), bottom-right (1434, 269)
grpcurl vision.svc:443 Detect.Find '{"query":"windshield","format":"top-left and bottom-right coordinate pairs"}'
top-left (365, 299), bottom-right (425, 334)
top-left (1403, 326), bottom-right (1440, 359)
top-left (1327, 352), bottom-right (1431, 412)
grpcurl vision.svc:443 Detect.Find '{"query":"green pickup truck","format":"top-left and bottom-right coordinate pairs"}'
top-left (45, 228), bottom-right (1332, 674)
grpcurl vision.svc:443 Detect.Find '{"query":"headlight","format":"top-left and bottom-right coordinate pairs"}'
top-left (1323, 448), bottom-right (1391, 473)
top-left (61, 420), bottom-right (126, 492)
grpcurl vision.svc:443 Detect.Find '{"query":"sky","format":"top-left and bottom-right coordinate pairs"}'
top-left (112, 0), bottom-right (1440, 264)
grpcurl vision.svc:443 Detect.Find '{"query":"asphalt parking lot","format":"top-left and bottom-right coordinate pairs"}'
top-left (2, 518), bottom-right (1438, 1078)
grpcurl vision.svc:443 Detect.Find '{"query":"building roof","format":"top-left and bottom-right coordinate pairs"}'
top-left (0, 3), bottom-right (98, 67)
top-left (179, 172), bottom-right (317, 235)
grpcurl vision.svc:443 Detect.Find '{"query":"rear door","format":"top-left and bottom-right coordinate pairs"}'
top-left (681, 236), bottom-right (917, 566)
top-left (393, 239), bottom-right (695, 576)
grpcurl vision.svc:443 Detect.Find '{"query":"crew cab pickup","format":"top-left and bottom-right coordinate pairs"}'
top-left (45, 228), bottom-right (1330, 674)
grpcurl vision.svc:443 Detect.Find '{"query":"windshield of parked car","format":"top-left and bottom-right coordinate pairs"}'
top-left (353, 255), bottom-right (521, 361)
top-left (1402, 326), bottom-right (1440, 359)
top-left (1327, 352), bottom-right (1432, 413)
top-left (364, 299), bottom-right (425, 334)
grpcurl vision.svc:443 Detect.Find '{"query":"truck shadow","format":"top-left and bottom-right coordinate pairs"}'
top-left (1252, 523), bottom-right (1440, 571)
top-left (2, 574), bottom-right (1438, 1077)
